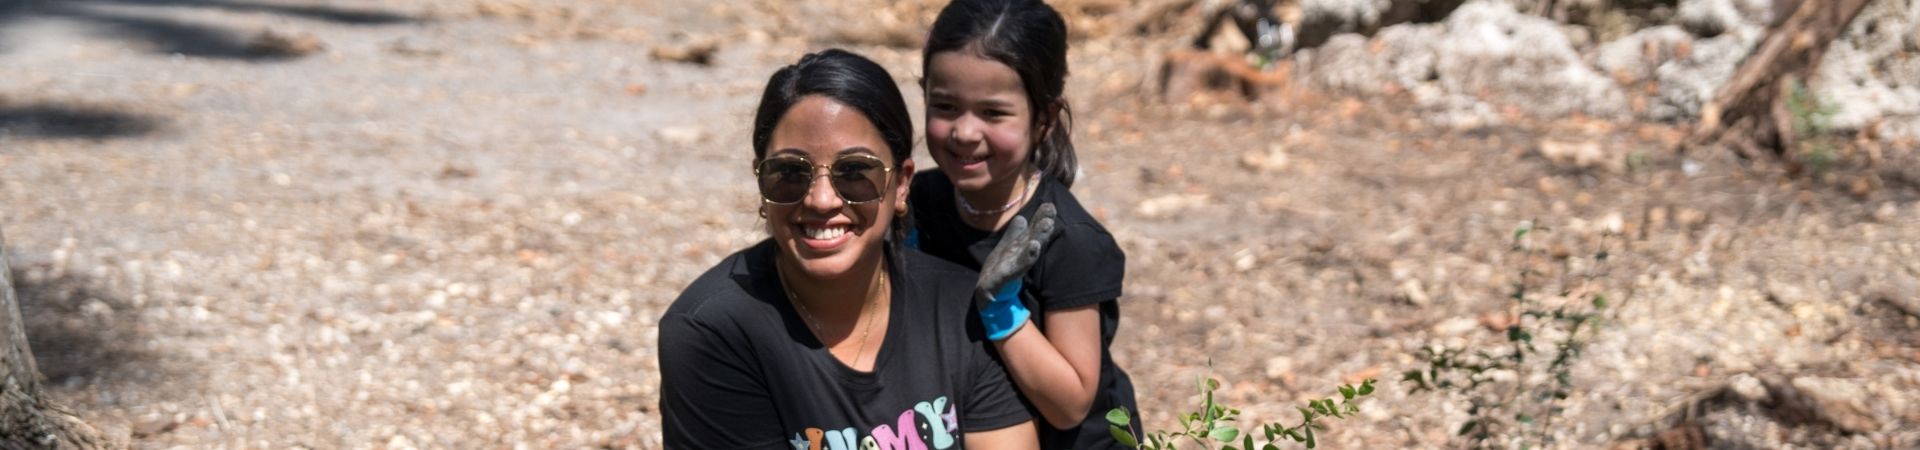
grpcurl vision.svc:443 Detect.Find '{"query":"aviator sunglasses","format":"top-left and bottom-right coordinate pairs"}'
top-left (754, 153), bottom-right (894, 205)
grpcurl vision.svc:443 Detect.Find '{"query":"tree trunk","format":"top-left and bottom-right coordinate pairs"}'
top-left (1, 229), bottom-right (108, 450)
top-left (1685, 0), bottom-right (1873, 160)
top-left (1689, 0), bottom-right (1866, 159)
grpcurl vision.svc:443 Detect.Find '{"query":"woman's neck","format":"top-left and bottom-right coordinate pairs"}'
top-left (776, 254), bottom-right (888, 322)
top-left (956, 171), bottom-right (1033, 231)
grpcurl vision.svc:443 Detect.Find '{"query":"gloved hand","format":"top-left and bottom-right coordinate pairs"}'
top-left (975, 203), bottom-right (1059, 341)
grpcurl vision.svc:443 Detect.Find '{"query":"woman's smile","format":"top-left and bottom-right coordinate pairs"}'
top-left (795, 222), bottom-right (855, 250)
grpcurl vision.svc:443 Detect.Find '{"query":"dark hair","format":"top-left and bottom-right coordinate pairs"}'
top-left (750, 49), bottom-right (916, 253)
top-left (924, 0), bottom-right (1077, 187)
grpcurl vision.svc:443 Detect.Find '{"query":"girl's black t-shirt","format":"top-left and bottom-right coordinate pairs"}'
top-left (908, 171), bottom-right (1140, 450)
top-left (658, 240), bottom-right (1031, 449)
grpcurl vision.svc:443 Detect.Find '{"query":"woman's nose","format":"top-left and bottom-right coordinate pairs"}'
top-left (801, 169), bottom-right (843, 210)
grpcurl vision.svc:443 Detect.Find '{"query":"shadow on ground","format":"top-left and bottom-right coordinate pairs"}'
top-left (0, 103), bottom-right (163, 140)
top-left (0, 0), bottom-right (413, 60)
top-left (8, 262), bottom-right (154, 388)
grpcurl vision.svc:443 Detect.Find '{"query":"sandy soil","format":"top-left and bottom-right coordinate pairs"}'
top-left (2, 0), bottom-right (1917, 448)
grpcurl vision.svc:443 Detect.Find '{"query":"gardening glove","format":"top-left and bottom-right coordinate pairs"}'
top-left (975, 203), bottom-right (1059, 341)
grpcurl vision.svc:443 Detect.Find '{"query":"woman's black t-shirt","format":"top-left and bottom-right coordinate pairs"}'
top-left (658, 240), bottom-right (1031, 449)
top-left (908, 171), bottom-right (1140, 450)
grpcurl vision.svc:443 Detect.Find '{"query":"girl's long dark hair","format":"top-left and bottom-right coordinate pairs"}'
top-left (751, 49), bottom-right (915, 262)
top-left (924, 0), bottom-right (1077, 187)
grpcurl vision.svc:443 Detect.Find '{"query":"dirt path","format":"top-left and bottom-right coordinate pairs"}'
top-left (2, 0), bottom-right (1916, 448)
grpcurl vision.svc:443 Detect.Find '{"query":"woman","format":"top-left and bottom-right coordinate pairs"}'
top-left (657, 49), bottom-right (1039, 449)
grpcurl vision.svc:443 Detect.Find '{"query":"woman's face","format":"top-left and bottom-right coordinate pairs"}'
top-left (924, 51), bottom-right (1034, 194)
top-left (761, 95), bottom-right (912, 282)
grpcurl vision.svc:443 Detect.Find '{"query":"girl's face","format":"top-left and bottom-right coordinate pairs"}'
top-left (760, 96), bottom-right (912, 282)
top-left (924, 51), bottom-right (1034, 194)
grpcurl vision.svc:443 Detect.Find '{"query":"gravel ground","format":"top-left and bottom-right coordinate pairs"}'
top-left (2, 0), bottom-right (1917, 448)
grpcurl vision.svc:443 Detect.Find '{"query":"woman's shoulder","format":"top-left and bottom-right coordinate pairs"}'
top-left (664, 241), bottom-right (777, 323)
top-left (897, 247), bottom-right (976, 288)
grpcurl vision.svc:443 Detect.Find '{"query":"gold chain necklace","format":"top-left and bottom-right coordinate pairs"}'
top-left (777, 262), bottom-right (886, 369)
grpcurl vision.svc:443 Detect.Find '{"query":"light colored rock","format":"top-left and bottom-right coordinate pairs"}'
top-left (1593, 25), bottom-right (1694, 85)
top-left (1649, 31), bottom-right (1757, 122)
top-left (1302, 34), bottom-right (1392, 95)
top-left (1428, 2), bottom-right (1629, 118)
top-left (1239, 144), bottom-right (1292, 173)
top-left (1264, 356), bottom-right (1295, 380)
top-left (1432, 316), bottom-right (1480, 336)
top-left (1302, 3), bottom-right (1626, 121)
top-left (1537, 139), bottom-right (1621, 172)
top-left (1133, 193), bottom-right (1211, 219)
top-left (1812, 0), bottom-right (1920, 133)
top-left (1728, 373), bottom-right (1769, 403)
top-left (655, 126), bottom-right (708, 146)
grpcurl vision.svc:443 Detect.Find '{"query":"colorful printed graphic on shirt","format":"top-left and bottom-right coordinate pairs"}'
top-left (788, 396), bottom-right (960, 450)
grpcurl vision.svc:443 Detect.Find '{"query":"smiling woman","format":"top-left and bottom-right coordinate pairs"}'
top-left (657, 49), bottom-right (1039, 449)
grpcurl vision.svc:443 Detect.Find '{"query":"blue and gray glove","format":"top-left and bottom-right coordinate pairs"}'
top-left (975, 203), bottom-right (1059, 341)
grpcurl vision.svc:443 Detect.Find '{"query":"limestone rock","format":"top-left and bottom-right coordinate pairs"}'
top-left (1431, 2), bottom-right (1628, 119)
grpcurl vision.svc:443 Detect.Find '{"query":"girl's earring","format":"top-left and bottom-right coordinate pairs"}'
top-left (759, 206), bottom-right (768, 219)
top-left (897, 204), bottom-right (910, 218)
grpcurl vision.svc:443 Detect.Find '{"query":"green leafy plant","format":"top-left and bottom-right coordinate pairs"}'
top-left (1401, 223), bottom-right (1616, 449)
top-left (1107, 375), bottom-right (1377, 449)
top-left (1785, 79), bottom-right (1843, 176)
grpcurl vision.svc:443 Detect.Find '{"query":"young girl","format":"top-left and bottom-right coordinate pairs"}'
top-left (909, 1), bottom-right (1139, 448)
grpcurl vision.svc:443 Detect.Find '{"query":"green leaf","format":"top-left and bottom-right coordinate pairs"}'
top-left (1592, 294), bottom-right (1608, 309)
top-left (1595, 250), bottom-right (1608, 261)
top-left (1458, 420), bottom-right (1478, 436)
top-left (1110, 424), bottom-right (1138, 448)
top-left (1284, 429), bottom-right (1304, 442)
top-left (1209, 426), bottom-right (1240, 442)
top-left (1242, 432), bottom-right (1255, 450)
top-left (1517, 413), bottom-right (1534, 424)
top-left (1358, 380), bottom-right (1375, 395)
top-left (1339, 385), bottom-right (1357, 400)
top-left (1264, 444), bottom-right (1282, 450)
top-left (1304, 426), bottom-right (1317, 448)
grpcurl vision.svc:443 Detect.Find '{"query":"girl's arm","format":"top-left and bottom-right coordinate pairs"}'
top-left (994, 304), bottom-right (1104, 429)
top-left (963, 420), bottom-right (1040, 449)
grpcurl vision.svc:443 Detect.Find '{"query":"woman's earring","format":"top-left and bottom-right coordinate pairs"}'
top-left (759, 206), bottom-right (768, 219)
top-left (897, 204), bottom-right (910, 218)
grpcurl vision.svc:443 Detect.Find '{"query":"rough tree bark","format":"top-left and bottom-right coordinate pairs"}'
top-left (1, 229), bottom-right (108, 449)
top-left (1685, 0), bottom-right (1874, 161)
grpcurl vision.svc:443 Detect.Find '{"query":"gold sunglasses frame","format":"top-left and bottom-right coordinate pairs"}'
top-left (753, 154), bottom-right (896, 205)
